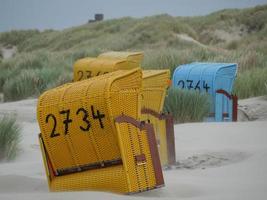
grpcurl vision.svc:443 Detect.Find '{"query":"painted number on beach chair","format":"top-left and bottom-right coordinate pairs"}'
top-left (76, 108), bottom-right (91, 131)
top-left (177, 79), bottom-right (210, 92)
top-left (91, 105), bottom-right (105, 129)
top-left (46, 114), bottom-right (60, 138)
top-left (45, 106), bottom-right (106, 138)
top-left (77, 70), bottom-right (109, 81)
top-left (78, 70), bottom-right (92, 81)
top-left (59, 109), bottom-right (72, 135)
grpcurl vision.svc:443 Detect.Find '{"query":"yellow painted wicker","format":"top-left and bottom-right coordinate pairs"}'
top-left (73, 51), bottom-right (143, 82)
top-left (98, 51), bottom-right (143, 68)
top-left (37, 68), bottom-right (164, 193)
top-left (142, 70), bottom-right (170, 112)
top-left (141, 70), bottom-right (176, 166)
top-left (73, 57), bottom-right (135, 82)
top-left (72, 51), bottom-right (175, 166)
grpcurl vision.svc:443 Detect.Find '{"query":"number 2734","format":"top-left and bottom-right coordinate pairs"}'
top-left (45, 105), bottom-right (105, 138)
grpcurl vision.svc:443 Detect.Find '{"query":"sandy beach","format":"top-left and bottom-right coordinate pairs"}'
top-left (0, 98), bottom-right (266, 200)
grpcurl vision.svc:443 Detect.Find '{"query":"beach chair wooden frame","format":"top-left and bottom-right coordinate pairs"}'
top-left (73, 52), bottom-right (176, 166)
top-left (37, 68), bottom-right (164, 193)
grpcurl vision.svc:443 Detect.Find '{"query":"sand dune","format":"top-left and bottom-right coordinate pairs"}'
top-left (0, 45), bottom-right (17, 60)
top-left (0, 98), bottom-right (266, 199)
top-left (238, 96), bottom-right (267, 121)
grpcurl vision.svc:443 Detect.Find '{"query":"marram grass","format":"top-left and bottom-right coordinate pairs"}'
top-left (164, 87), bottom-right (211, 123)
top-left (0, 115), bottom-right (21, 161)
top-left (0, 5), bottom-right (266, 101)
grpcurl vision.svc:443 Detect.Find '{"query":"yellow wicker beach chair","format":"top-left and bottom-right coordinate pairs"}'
top-left (73, 58), bottom-right (130, 81)
top-left (98, 51), bottom-right (143, 68)
top-left (141, 70), bottom-right (176, 166)
top-left (37, 68), bottom-right (164, 193)
top-left (73, 51), bottom-right (143, 82)
top-left (72, 52), bottom-right (176, 166)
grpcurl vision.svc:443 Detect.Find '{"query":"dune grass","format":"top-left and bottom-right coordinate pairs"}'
top-left (0, 51), bottom-right (72, 101)
top-left (0, 115), bottom-right (21, 161)
top-left (163, 88), bottom-right (211, 123)
top-left (0, 5), bottom-right (266, 101)
top-left (0, 29), bottom-right (40, 48)
top-left (233, 67), bottom-right (267, 99)
top-left (3, 70), bottom-right (40, 101)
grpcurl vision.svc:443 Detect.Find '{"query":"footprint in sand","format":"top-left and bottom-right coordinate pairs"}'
top-left (175, 151), bottom-right (249, 170)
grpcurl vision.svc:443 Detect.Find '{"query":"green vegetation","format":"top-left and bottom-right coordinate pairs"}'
top-left (0, 4), bottom-right (266, 101)
top-left (0, 115), bottom-right (21, 161)
top-left (233, 67), bottom-right (267, 99)
top-left (0, 51), bottom-right (72, 100)
top-left (164, 88), bottom-right (211, 123)
top-left (0, 30), bottom-right (40, 47)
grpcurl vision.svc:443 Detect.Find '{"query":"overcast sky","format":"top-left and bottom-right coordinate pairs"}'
top-left (0, 0), bottom-right (266, 32)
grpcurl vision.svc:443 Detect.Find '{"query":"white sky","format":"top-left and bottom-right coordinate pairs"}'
top-left (0, 0), bottom-right (266, 32)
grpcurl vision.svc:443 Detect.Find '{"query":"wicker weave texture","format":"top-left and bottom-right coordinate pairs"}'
top-left (141, 70), bottom-right (170, 112)
top-left (98, 51), bottom-right (143, 66)
top-left (141, 70), bottom-right (170, 166)
top-left (73, 51), bottom-right (143, 82)
top-left (73, 53), bottom-right (172, 166)
top-left (38, 68), bottom-right (163, 193)
top-left (73, 58), bottom-right (134, 82)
